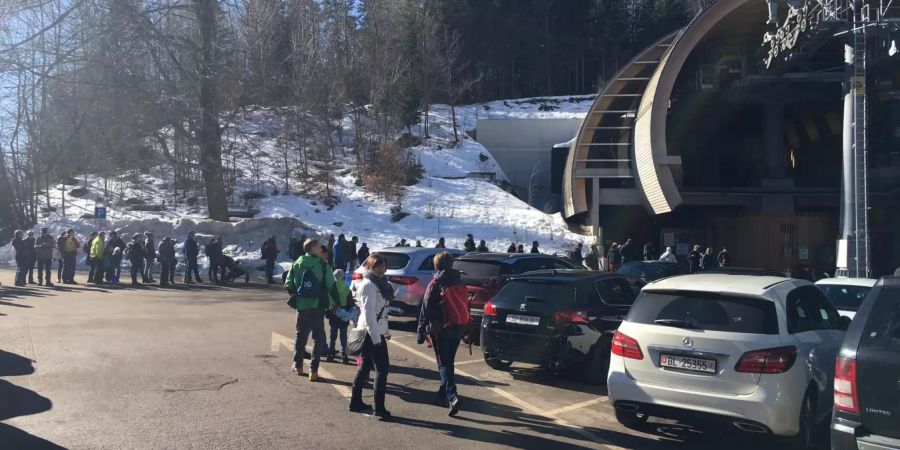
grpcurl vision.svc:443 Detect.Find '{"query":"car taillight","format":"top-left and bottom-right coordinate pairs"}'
top-left (388, 275), bottom-right (418, 286)
top-left (611, 331), bottom-right (643, 360)
top-left (351, 272), bottom-right (363, 280)
top-left (734, 346), bottom-right (797, 374)
top-left (483, 300), bottom-right (498, 317)
top-left (555, 308), bottom-right (590, 325)
top-left (834, 357), bottom-right (859, 414)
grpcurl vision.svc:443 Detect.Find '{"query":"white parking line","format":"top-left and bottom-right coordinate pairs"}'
top-left (271, 332), bottom-right (350, 398)
top-left (453, 358), bottom-right (483, 366)
top-left (545, 397), bottom-right (608, 416)
top-left (387, 339), bottom-right (614, 448)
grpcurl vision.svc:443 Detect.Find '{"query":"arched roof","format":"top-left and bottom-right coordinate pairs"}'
top-left (564, 0), bottom-right (759, 218)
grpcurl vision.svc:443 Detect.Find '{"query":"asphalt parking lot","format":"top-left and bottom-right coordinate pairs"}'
top-left (0, 269), bottom-right (826, 449)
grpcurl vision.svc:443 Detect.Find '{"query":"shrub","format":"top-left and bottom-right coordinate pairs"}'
top-left (69, 187), bottom-right (89, 198)
top-left (241, 191), bottom-right (267, 201)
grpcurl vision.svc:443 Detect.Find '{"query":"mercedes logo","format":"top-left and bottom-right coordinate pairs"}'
top-left (682, 337), bottom-right (693, 347)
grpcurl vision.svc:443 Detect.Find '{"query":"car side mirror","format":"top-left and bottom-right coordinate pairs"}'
top-left (839, 316), bottom-right (852, 331)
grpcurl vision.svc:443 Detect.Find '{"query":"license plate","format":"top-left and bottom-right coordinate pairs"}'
top-left (506, 314), bottom-right (540, 326)
top-left (659, 354), bottom-right (716, 374)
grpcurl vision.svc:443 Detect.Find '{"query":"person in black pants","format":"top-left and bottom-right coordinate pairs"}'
top-left (205, 237), bottom-right (223, 284)
top-left (349, 255), bottom-right (393, 419)
top-left (56, 232), bottom-right (66, 283)
top-left (183, 231), bottom-right (202, 283)
top-left (22, 231), bottom-right (37, 284)
top-left (260, 236), bottom-right (279, 284)
top-left (158, 237), bottom-right (176, 286)
top-left (125, 234), bottom-right (146, 286)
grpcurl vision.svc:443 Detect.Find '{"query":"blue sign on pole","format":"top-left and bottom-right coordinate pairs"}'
top-left (95, 206), bottom-right (107, 220)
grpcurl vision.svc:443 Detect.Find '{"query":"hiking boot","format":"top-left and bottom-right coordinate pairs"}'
top-left (348, 401), bottom-right (372, 413)
top-left (326, 354), bottom-right (334, 363)
top-left (308, 371), bottom-right (319, 382)
top-left (291, 363), bottom-right (304, 376)
top-left (341, 354), bottom-right (349, 364)
top-left (448, 397), bottom-right (460, 417)
top-left (45, 282), bottom-right (54, 287)
top-left (374, 409), bottom-right (392, 420)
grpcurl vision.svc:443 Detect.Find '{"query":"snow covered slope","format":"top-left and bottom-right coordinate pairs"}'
top-left (1, 98), bottom-right (592, 269)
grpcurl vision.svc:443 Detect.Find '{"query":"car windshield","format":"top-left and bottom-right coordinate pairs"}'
top-left (626, 291), bottom-right (779, 335)
top-left (617, 264), bottom-right (675, 281)
top-left (817, 284), bottom-right (872, 311)
top-left (454, 260), bottom-right (503, 278)
top-left (375, 252), bottom-right (411, 270)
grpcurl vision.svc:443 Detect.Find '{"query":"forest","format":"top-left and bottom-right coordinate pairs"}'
top-left (0, 0), bottom-right (701, 240)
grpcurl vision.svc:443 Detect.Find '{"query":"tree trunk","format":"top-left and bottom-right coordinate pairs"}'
top-left (194, 0), bottom-right (228, 221)
top-left (450, 104), bottom-right (459, 143)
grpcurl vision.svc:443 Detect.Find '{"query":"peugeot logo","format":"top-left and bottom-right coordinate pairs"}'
top-left (682, 337), bottom-right (694, 348)
top-left (519, 303), bottom-right (527, 311)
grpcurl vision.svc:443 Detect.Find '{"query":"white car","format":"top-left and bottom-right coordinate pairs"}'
top-left (607, 274), bottom-right (850, 449)
top-left (814, 277), bottom-right (877, 319)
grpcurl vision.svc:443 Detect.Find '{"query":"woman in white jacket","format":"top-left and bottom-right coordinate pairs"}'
top-left (659, 246), bottom-right (678, 263)
top-left (349, 254), bottom-right (393, 418)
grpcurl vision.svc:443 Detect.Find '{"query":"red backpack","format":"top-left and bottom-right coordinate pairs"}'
top-left (440, 284), bottom-right (471, 327)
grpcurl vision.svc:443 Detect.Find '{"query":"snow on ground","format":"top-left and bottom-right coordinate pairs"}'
top-left (1, 97), bottom-right (592, 272)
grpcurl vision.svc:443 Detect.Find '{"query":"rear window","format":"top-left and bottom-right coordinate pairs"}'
top-left (818, 284), bottom-right (872, 311)
top-left (617, 264), bottom-right (677, 281)
top-left (626, 291), bottom-right (779, 335)
top-left (494, 280), bottom-right (576, 308)
top-left (859, 285), bottom-right (900, 352)
top-left (595, 278), bottom-right (638, 305)
top-left (375, 252), bottom-right (410, 270)
top-left (454, 260), bottom-right (504, 278)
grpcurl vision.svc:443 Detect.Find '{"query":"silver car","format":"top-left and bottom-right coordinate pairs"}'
top-left (354, 247), bottom-right (464, 316)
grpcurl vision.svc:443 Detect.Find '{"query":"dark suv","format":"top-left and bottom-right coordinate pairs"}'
top-left (615, 261), bottom-right (684, 282)
top-left (832, 276), bottom-right (900, 450)
top-left (480, 270), bottom-right (644, 384)
top-left (453, 253), bottom-right (577, 340)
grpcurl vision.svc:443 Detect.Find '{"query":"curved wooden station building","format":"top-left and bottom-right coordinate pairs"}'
top-left (561, 0), bottom-right (900, 275)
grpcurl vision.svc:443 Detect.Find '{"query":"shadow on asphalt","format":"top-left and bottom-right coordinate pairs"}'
top-left (386, 382), bottom-right (598, 449)
top-left (506, 366), bottom-right (609, 396)
top-left (1, 286), bottom-right (57, 300)
top-left (0, 349), bottom-right (66, 449)
top-left (390, 364), bottom-right (510, 389)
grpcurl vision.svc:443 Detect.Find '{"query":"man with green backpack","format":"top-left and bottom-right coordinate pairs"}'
top-left (285, 238), bottom-right (341, 382)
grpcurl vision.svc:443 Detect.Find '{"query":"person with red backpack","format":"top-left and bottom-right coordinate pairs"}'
top-left (417, 252), bottom-right (470, 417)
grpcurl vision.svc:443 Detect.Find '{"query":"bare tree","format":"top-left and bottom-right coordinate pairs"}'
top-left (437, 28), bottom-right (478, 144)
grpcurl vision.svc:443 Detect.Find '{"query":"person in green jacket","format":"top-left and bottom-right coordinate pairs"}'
top-left (89, 231), bottom-right (106, 284)
top-left (284, 238), bottom-right (340, 382)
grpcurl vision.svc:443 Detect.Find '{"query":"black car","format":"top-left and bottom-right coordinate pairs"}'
top-left (832, 276), bottom-right (900, 450)
top-left (615, 261), bottom-right (684, 282)
top-left (701, 267), bottom-right (788, 277)
top-left (453, 253), bottom-right (578, 342)
top-left (480, 270), bottom-right (645, 384)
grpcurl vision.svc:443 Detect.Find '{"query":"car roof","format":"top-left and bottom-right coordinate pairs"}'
top-left (456, 252), bottom-right (563, 262)
top-left (644, 273), bottom-right (797, 297)
top-left (701, 267), bottom-right (787, 276)
top-left (510, 269), bottom-right (626, 281)
top-left (815, 277), bottom-right (878, 287)
top-left (622, 261), bottom-right (680, 266)
top-left (376, 247), bottom-right (463, 255)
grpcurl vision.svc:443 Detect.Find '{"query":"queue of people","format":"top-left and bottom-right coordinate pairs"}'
top-left (8, 228), bottom-right (265, 287)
